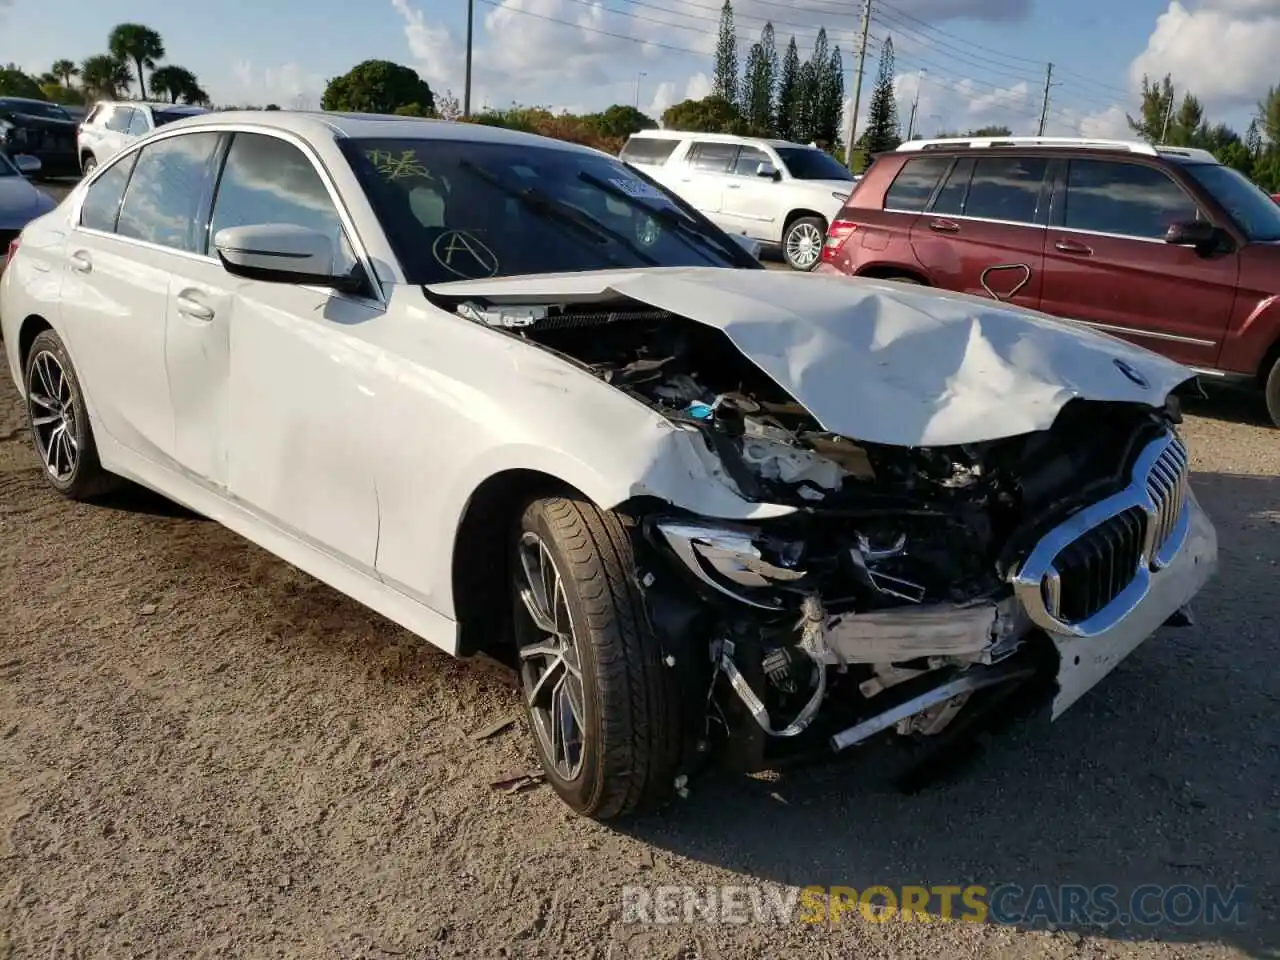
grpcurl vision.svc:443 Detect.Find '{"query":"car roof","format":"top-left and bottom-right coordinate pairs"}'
top-left (627, 128), bottom-right (818, 150)
top-left (159, 109), bottom-right (606, 154)
top-left (94, 100), bottom-right (207, 112)
top-left (0, 96), bottom-right (59, 106)
top-left (893, 135), bottom-right (1220, 165)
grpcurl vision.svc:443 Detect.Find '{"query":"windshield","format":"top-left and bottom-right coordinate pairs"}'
top-left (0, 99), bottom-right (71, 121)
top-left (340, 137), bottom-right (756, 284)
top-left (1184, 163), bottom-right (1280, 242)
top-left (774, 147), bottom-right (854, 182)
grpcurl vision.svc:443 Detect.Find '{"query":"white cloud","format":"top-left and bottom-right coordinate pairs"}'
top-left (1128, 0), bottom-right (1280, 111)
top-left (226, 61), bottom-right (325, 109)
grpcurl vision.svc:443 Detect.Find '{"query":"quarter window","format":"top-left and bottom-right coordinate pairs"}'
top-left (207, 132), bottom-right (349, 263)
top-left (619, 137), bottom-right (679, 165)
top-left (686, 142), bottom-right (738, 173)
top-left (1064, 160), bottom-right (1200, 239)
top-left (963, 157), bottom-right (1048, 224)
top-left (126, 110), bottom-right (150, 137)
top-left (79, 152), bottom-right (138, 233)
top-left (884, 157), bottom-right (950, 211)
top-left (116, 132), bottom-right (221, 252)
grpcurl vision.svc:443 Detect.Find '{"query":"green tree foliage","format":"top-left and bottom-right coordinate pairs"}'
top-left (1127, 73), bottom-right (1175, 142)
top-left (588, 104), bottom-right (657, 139)
top-left (742, 23), bottom-right (778, 136)
top-left (108, 23), bottom-right (165, 100)
top-left (321, 60), bottom-right (435, 116)
top-left (1245, 119), bottom-right (1263, 158)
top-left (662, 95), bottom-right (746, 135)
top-left (80, 54), bottom-right (132, 100)
top-left (774, 35), bottom-right (800, 141)
top-left (149, 65), bottom-right (208, 105)
top-left (815, 43), bottom-right (844, 148)
top-left (51, 59), bottom-right (79, 88)
top-left (863, 36), bottom-right (900, 153)
top-left (0, 65), bottom-right (44, 99)
top-left (713, 0), bottom-right (738, 107)
top-left (1260, 85), bottom-right (1280, 145)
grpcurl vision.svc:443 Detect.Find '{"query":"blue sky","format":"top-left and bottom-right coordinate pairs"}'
top-left (1, 0), bottom-right (1274, 138)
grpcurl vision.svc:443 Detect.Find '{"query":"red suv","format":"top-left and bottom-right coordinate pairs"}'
top-left (820, 137), bottom-right (1280, 425)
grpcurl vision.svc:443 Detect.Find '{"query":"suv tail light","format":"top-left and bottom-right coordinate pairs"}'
top-left (822, 219), bottom-right (859, 264)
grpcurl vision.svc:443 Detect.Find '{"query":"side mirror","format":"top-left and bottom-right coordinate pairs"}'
top-left (213, 223), bottom-right (363, 292)
top-left (729, 233), bottom-right (763, 260)
top-left (1163, 220), bottom-right (1217, 248)
top-left (13, 154), bottom-right (41, 176)
top-left (756, 161), bottom-right (780, 181)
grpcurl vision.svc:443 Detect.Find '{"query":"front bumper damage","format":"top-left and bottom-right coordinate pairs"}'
top-left (639, 430), bottom-right (1219, 778)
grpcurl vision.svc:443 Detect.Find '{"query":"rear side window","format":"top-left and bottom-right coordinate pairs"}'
top-left (884, 157), bottom-right (950, 211)
top-left (104, 107), bottom-right (133, 134)
top-left (963, 157), bottom-right (1048, 224)
top-left (79, 152), bottom-right (138, 232)
top-left (1064, 160), bottom-right (1199, 239)
top-left (686, 141), bottom-right (738, 173)
top-left (126, 110), bottom-right (149, 137)
top-left (931, 158), bottom-right (974, 215)
top-left (619, 137), bottom-right (678, 166)
top-left (117, 132), bottom-right (221, 252)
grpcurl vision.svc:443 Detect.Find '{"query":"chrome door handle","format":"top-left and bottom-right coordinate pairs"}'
top-left (928, 219), bottom-right (960, 233)
top-left (175, 293), bottom-right (214, 321)
top-left (1054, 238), bottom-right (1092, 255)
top-left (725, 183), bottom-right (741, 189)
top-left (69, 251), bottom-right (92, 274)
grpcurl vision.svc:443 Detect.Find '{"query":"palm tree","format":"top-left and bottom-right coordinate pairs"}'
top-left (107, 23), bottom-right (165, 100)
top-left (51, 59), bottom-right (80, 88)
top-left (81, 54), bottom-right (133, 100)
top-left (150, 65), bottom-right (208, 105)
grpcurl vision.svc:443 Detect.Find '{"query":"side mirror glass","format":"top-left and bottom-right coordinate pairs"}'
top-left (1163, 220), bottom-right (1216, 247)
top-left (13, 154), bottom-right (41, 176)
top-left (214, 223), bottom-right (363, 292)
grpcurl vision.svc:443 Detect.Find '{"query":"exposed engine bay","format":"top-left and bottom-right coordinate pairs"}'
top-left (456, 296), bottom-right (1197, 783)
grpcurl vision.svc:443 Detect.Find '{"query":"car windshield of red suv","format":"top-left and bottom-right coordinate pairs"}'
top-left (774, 147), bottom-right (856, 181)
top-left (1183, 163), bottom-right (1280, 242)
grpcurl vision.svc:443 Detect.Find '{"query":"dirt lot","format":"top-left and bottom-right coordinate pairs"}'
top-left (2, 183), bottom-right (1278, 959)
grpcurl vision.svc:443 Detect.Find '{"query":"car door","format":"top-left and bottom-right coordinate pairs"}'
top-left (59, 132), bottom-right (223, 462)
top-left (205, 130), bottom-right (385, 571)
top-left (1039, 157), bottom-right (1237, 368)
top-left (670, 141), bottom-right (737, 227)
top-left (719, 144), bottom-right (782, 240)
top-left (909, 155), bottom-right (1048, 310)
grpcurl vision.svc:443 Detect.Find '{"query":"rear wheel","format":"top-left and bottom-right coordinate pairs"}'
top-left (24, 330), bottom-right (120, 501)
top-left (81, 154), bottom-right (97, 176)
top-left (511, 496), bottom-right (682, 819)
top-left (1265, 356), bottom-right (1280, 428)
top-left (783, 216), bottom-right (826, 271)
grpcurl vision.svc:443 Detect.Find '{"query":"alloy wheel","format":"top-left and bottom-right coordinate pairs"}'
top-left (27, 350), bottom-right (79, 482)
top-left (786, 222), bottom-right (823, 270)
top-left (515, 531), bottom-right (587, 781)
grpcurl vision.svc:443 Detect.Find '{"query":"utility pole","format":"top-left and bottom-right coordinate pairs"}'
top-left (1036, 62), bottom-right (1054, 136)
top-left (463, 0), bottom-right (475, 118)
top-left (906, 68), bottom-right (925, 140)
top-left (845, 0), bottom-right (873, 172)
top-left (1160, 87), bottom-right (1175, 143)
top-left (634, 71), bottom-right (647, 110)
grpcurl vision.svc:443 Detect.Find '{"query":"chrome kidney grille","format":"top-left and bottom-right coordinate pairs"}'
top-left (1013, 430), bottom-right (1193, 638)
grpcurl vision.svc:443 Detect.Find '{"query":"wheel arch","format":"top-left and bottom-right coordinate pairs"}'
top-left (783, 208), bottom-right (828, 235)
top-left (1257, 333), bottom-right (1280, 389)
top-left (856, 263), bottom-right (931, 285)
top-left (16, 314), bottom-right (54, 383)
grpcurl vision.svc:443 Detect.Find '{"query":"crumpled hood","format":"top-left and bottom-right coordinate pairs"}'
top-left (426, 267), bottom-right (1196, 447)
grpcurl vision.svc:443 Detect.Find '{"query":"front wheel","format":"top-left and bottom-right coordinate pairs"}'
top-left (1265, 356), bottom-right (1280, 428)
top-left (783, 216), bottom-right (826, 271)
top-left (81, 154), bottom-right (97, 176)
top-left (511, 496), bottom-right (683, 819)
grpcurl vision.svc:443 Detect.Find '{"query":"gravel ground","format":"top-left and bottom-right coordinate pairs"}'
top-left (1, 181), bottom-right (1276, 959)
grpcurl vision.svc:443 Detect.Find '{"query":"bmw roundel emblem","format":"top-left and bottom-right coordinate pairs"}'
top-left (1113, 358), bottom-right (1150, 388)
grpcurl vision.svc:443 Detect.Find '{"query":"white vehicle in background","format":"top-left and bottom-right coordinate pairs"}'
top-left (76, 101), bottom-right (209, 175)
top-left (620, 129), bottom-right (860, 271)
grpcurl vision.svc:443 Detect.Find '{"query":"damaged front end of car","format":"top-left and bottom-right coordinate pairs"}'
top-left (453, 293), bottom-right (1219, 786)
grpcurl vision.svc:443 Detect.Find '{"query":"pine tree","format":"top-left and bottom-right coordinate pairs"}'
top-left (775, 35), bottom-right (800, 141)
top-left (1126, 74), bottom-right (1175, 142)
top-left (795, 60), bottom-right (817, 142)
top-left (742, 24), bottom-right (777, 135)
top-left (863, 36), bottom-right (900, 154)
top-left (1245, 118), bottom-right (1262, 158)
top-left (713, 0), bottom-right (739, 107)
top-left (815, 45), bottom-right (844, 147)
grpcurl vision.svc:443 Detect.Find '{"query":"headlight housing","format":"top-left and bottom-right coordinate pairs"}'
top-left (653, 519), bottom-right (806, 609)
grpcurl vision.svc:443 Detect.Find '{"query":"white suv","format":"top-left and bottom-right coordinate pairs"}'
top-left (77, 101), bottom-right (208, 175)
top-left (619, 130), bottom-right (860, 270)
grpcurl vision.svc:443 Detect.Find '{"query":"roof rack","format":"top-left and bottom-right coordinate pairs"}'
top-left (895, 136), bottom-right (1218, 163)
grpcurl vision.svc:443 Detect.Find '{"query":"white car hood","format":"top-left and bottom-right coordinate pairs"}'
top-left (425, 267), bottom-right (1196, 447)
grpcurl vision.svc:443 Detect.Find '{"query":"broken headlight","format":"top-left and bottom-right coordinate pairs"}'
top-left (653, 519), bottom-right (806, 610)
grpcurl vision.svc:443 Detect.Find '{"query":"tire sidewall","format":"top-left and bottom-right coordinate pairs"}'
top-left (25, 331), bottom-right (93, 495)
top-left (82, 155), bottom-right (97, 176)
top-left (784, 216), bottom-right (825, 271)
top-left (1265, 357), bottom-right (1280, 428)
top-left (512, 503), bottom-right (609, 813)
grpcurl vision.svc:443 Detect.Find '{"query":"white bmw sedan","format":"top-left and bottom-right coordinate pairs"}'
top-left (0, 112), bottom-right (1218, 819)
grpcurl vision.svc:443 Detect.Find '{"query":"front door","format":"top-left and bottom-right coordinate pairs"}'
top-left (719, 144), bottom-right (783, 240)
top-left (1039, 157), bottom-right (1238, 367)
top-left (671, 140), bottom-right (735, 224)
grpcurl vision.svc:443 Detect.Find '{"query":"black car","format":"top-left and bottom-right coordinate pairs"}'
top-left (0, 97), bottom-right (80, 179)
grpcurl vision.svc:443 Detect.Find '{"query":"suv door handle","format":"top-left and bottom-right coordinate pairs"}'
top-left (928, 219), bottom-right (961, 233)
top-left (69, 251), bottom-right (92, 274)
top-left (725, 183), bottom-right (741, 189)
top-left (175, 291), bottom-right (214, 321)
top-left (1054, 238), bottom-right (1093, 255)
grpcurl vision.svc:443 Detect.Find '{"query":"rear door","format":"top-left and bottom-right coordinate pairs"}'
top-left (909, 154), bottom-right (1048, 310)
top-left (1039, 157), bottom-right (1237, 368)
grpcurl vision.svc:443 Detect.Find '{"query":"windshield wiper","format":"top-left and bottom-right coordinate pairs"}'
top-left (576, 170), bottom-right (758, 267)
top-left (457, 160), bottom-right (660, 267)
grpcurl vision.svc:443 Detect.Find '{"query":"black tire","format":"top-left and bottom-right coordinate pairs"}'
top-left (511, 496), bottom-right (683, 819)
top-left (882, 275), bottom-right (923, 285)
top-left (782, 215), bottom-right (826, 271)
top-left (81, 154), bottom-right (97, 176)
top-left (24, 329), bottom-right (120, 501)
top-left (1265, 357), bottom-right (1280, 428)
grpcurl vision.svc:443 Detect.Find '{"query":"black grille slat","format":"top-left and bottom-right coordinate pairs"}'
top-left (1054, 506), bottom-right (1147, 623)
